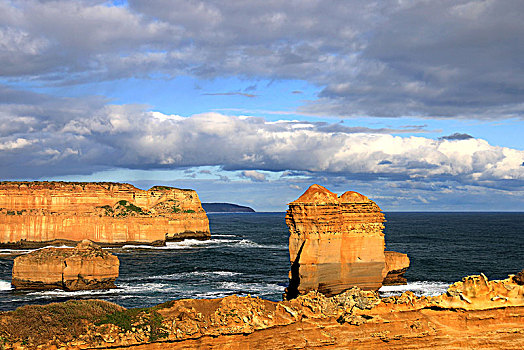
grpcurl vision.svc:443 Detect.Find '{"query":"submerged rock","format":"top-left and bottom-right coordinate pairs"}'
top-left (12, 240), bottom-right (119, 291)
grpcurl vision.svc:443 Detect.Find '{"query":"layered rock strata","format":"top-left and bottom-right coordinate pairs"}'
top-left (285, 185), bottom-right (392, 297)
top-left (382, 251), bottom-right (410, 285)
top-left (0, 181), bottom-right (210, 247)
top-left (12, 240), bottom-right (119, 290)
top-left (1, 273), bottom-right (523, 349)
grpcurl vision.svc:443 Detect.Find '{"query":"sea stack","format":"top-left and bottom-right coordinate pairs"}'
top-left (0, 181), bottom-right (210, 247)
top-left (383, 251), bottom-right (410, 285)
top-left (285, 184), bottom-right (404, 298)
top-left (12, 240), bottom-right (119, 291)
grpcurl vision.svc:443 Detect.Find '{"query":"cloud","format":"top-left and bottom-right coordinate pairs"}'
top-left (1, 1), bottom-right (523, 119)
top-left (0, 93), bottom-right (522, 191)
top-left (203, 92), bottom-right (257, 98)
top-left (439, 133), bottom-right (474, 140)
top-left (241, 170), bottom-right (267, 182)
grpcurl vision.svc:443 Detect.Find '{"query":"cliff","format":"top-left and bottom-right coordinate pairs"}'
top-left (0, 182), bottom-right (210, 247)
top-left (12, 240), bottom-right (119, 291)
top-left (285, 185), bottom-right (390, 297)
top-left (0, 273), bottom-right (522, 349)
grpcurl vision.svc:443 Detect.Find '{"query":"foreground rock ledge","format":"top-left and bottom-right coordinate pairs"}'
top-left (0, 272), bottom-right (523, 349)
top-left (0, 181), bottom-right (210, 247)
top-left (12, 240), bottom-right (119, 291)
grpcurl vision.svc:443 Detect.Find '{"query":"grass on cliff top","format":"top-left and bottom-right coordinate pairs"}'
top-left (0, 300), bottom-right (124, 346)
top-left (96, 306), bottom-right (168, 342)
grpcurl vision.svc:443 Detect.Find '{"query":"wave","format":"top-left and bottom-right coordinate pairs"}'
top-left (0, 280), bottom-right (11, 291)
top-left (233, 239), bottom-right (287, 250)
top-left (120, 270), bottom-right (242, 282)
top-left (119, 238), bottom-right (286, 250)
top-left (378, 281), bottom-right (450, 297)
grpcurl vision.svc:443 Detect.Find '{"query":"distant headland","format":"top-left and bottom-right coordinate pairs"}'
top-left (202, 202), bottom-right (255, 213)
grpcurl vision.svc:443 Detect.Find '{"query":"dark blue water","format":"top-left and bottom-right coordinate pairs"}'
top-left (0, 212), bottom-right (522, 311)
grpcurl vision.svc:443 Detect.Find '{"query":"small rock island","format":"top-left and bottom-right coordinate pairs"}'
top-left (0, 181), bottom-right (210, 247)
top-left (285, 184), bottom-right (409, 298)
top-left (12, 240), bottom-right (119, 291)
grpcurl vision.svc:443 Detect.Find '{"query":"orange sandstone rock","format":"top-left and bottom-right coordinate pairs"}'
top-left (2, 273), bottom-right (522, 349)
top-left (285, 184), bottom-right (387, 297)
top-left (0, 181), bottom-right (210, 247)
top-left (382, 251), bottom-right (410, 285)
top-left (12, 240), bottom-right (119, 290)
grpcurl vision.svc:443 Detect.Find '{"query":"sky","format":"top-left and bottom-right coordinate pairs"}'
top-left (1, 0), bottom-right (523, 211)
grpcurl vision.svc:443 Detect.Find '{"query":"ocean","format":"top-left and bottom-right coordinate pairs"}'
top-left (0, 212), bottom-right (522, 311)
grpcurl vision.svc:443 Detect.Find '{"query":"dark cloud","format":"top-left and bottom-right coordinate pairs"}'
top-left (439, 133), bottom-right (474, 140)
top-left (1, 1), bottom-right (523, 119)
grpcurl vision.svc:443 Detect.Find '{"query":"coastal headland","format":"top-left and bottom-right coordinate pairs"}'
top-left (0, 181), bottom-right (210, 247)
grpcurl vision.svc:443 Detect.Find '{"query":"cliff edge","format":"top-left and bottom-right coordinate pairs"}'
top-left (0, 272), bottom-right (522, 349)
top-left (0, 181), bottom-right (210, 247)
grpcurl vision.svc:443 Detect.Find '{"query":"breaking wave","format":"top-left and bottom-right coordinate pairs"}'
top-left (378, 281), bottom-right (450, 297)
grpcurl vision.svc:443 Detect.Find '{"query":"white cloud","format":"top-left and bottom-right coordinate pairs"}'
top-left (241, 170), bottom-right (267, 182)
top-left (0, 138), bottom-right (33, 150)
top-left (0, 101), bottom-right (522, 190)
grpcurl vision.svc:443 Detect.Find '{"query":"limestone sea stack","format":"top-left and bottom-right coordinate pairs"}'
top-left (383, 251), bottom-right (410, 285)
top-left (0, 181), bottom-right (210, 247)
top-left (285, 184), bottom-right (390, 298)
top-left (12, 240), bottom-right (119, 291)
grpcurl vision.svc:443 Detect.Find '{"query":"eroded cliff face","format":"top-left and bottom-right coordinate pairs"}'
top-left (285, 185), bottom-right (388, 297)
top-left (1, 273), bottom-right (522, 349)
top-left (0, 182), bottom-right (210, 247)
top-left (12, 240), bottom-right (119, 290)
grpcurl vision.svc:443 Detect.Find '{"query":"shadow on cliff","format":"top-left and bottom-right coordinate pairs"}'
top-left (284, 241), bottom-right (305, 300)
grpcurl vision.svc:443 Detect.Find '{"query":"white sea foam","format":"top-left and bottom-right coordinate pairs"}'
top-left (119, 238), bottom-right (286, 250)
top-left (0, 280), bottom-right (12, 291)
top-left (379, 281), bottom-right (450, 297)
top-left (120, 270), bottom-right (242, 282)
top-left (233, 239), bottom-right (287, 250)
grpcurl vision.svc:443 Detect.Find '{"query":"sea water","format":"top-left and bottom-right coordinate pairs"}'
top-left (0, 212), bottom-right (522, 311)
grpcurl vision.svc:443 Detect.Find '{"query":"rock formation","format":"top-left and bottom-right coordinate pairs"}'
top-left (0, 181), bottom-right (210, 247)
top-left (382, 251), bottom-right (410, 285)
top-left (0, 273), bottom-right (522, 349)
top-left (12, 240), bottom-right (119, 291)
top-left (285, 184), bottom-right (407, 298)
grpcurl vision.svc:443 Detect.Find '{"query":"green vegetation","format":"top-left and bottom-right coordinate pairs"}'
top-left (0, 300), bottom-right (124, 346)
top-left (172, 204), bottom-right (181, 213)
top-left (184, 209), bottom-right (196, 213)
top-left (98, 205), bottom-right (114, 216)
top-left (96, 307), bottom-right (168, 341)
top-left (115, 200), bottom-right (148, 216)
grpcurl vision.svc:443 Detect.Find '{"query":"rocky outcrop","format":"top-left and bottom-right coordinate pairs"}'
top-left (1, 273), bottom-right (523, 349)
top-left (12, 240), bottom-right (119, 290)
top-left (285, 185), bottom-right (392, 297)
top-left (382, 251), bottom-right (410, 285)
top-left (0, 181), bottom-right (210, 247)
